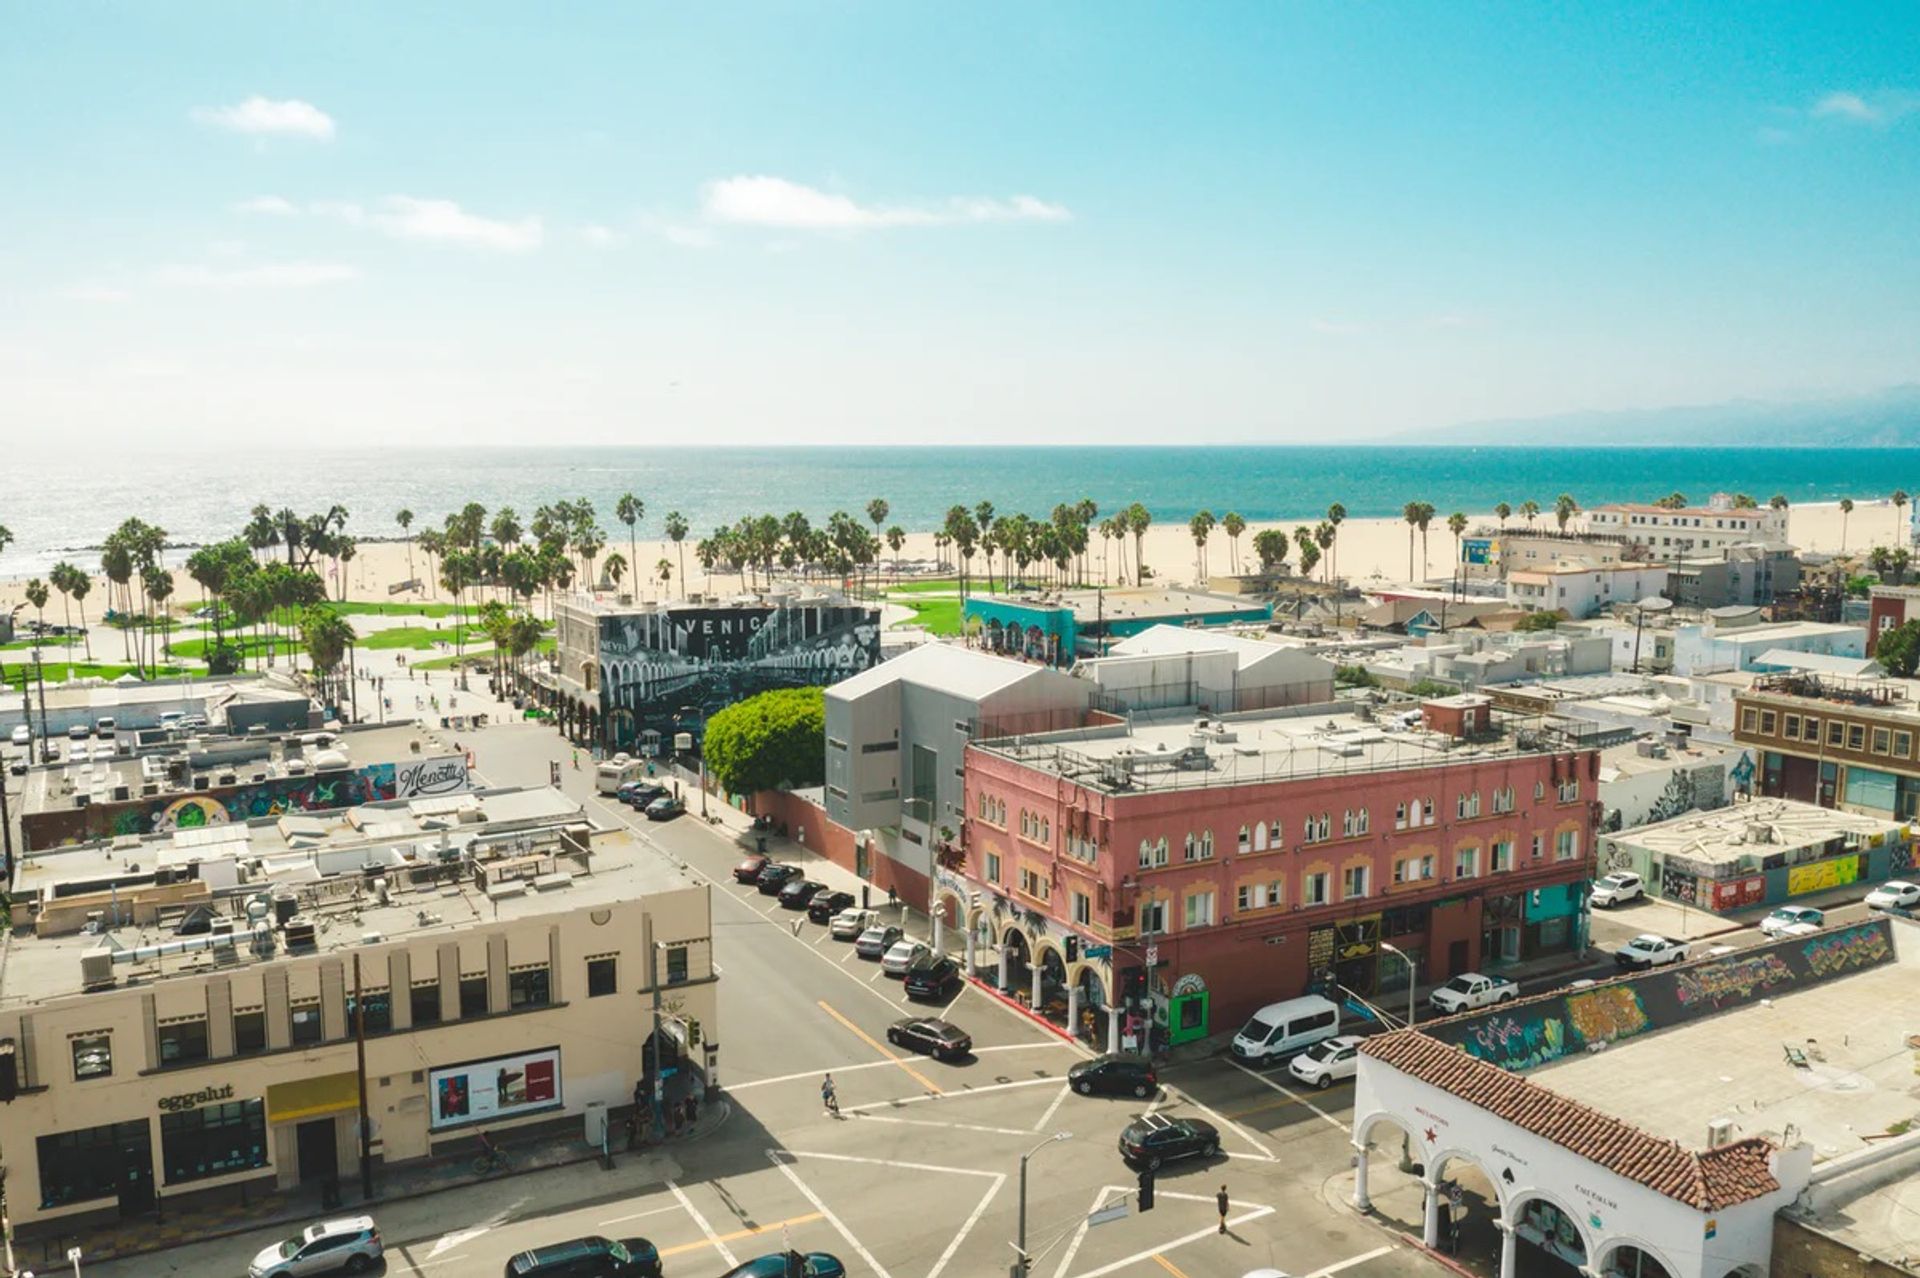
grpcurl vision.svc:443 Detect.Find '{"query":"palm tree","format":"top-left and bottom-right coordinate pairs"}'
top-left (1520, 499), bottom-right (1540, 530)
top-left (603, 551), bottom-right (628, 592)
top-left (1252, 528), bottom-right (1289, 574)
top-left (1493, 501), bottom-right (1512, 530)
top-left (1894, 491), bottom-right (1910, 549)
top-left (1292, 526), bottom-right (1320, 579)
top-left (1125, 503), bottom-right (1151, 584)
top-left (1415, 503), bottom-right (1436, 579)
top-left (1730, 493), bottom-right (1758, 509)
top-left (576, 525), bottom-right (607, 590)
top-left (1654, 492), bottom-right (1687, 511)
top-left (142, 567), bottom-right (174, 678)
top-left (1326, 503), bottom-right (1346, 582)
top-left (1403, 501), bottom-right (1422, 579)
top-left (616, 493), bottom-right (643, 587)
top-left (1447, 512), bottom-right (1468, 593)
top-left (1221, 512), bottom-right (1246, 573)
top-left (886, 525), bottom-right (906, 579)
top-left (48, 562), bottom-right (81, 657)
top-left (973, 501), bottom-right (996, 589)
top-left (1553, 493), bottom-right (1578, 532)
top-left (69, 566), bottom-right (93, 660)
top-left (394, 508), bottom-right (415, 587)
top-left (657, 557), bottom-right (673, 594)
top-left (1840, 497), bottom-right (1855, 551)
top-left (1189, 510), bottom-right (1216, 582)
top-left (247, 504), bottom-right (280, 564)
top-left (665, 511), bottom-right (689, 595)
top-left (299, 604), bottom-right (356, 710)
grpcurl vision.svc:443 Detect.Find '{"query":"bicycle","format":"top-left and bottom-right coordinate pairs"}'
top-left (472, 1141), bottom-right (509, 1176)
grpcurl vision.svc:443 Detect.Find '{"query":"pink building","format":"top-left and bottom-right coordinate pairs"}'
top-left (948, 697), bottom-right (1600, 1051)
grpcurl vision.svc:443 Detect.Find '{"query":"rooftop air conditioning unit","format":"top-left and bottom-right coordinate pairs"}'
top-left (192, 774), bottom-right (211, 790)
top-left (283, 919), bottom-right (317, 951)
top-left (81, 949), bottom-right (116, 990)
top-left (111, 785), bottom-right (131, 802)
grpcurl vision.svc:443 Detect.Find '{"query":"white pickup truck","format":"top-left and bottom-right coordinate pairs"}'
top-left (1428, 972), bottom-right (1521, 1016)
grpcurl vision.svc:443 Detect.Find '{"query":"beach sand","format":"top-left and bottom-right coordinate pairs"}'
top-left (0, 499), bottom-right (1899, 617)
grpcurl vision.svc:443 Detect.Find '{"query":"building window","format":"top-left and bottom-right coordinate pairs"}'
top-left (1423, 798), bottom-right (1437, 826)
top-left (1557, 779), bottom-right (1580, 803)
top-left (1303, 872), bottom-right (1330, 906)
top-left (1342, 865), bottom-right (1370, 900)
top-left (1395, 801), bottom-right (1408, 831)
top-left (1018, 866), bottom-right (1051, 902)
top-left (1343, 808), bottom-right (1369, 837)
top-left (1404, 799), bottom-right (1420, 828)
top-left (583, 956), bottom-right (617, 998)
top-left (1492, 787), bottom-right (1515, 814)
top-left (1828, 720), bottom-right (1845, 747)
top-left (1393, 855), bottom-right (1435, 884)
top-left (664, 946), bottom-right (689, 985)
top-left (37, 1120), bottom-right (150, 1209)
top-left (1898, 731), bottom-right (1914, 759)
top-left (1534, 780), bottom-right (1546, 800)
top-left (290, 1000), bottom-right (323, 1045)
top-left (233, 1008), bottom-right (266, 1054)
top-left (1140, 901), bottom-right (1167, 935)
top-left (1072, 891), bottom-right (1090, 925)
top-left (459, 974), bottom-right (489, 1018)
top-left (1139, 837), bottom-right (1170, 869)
top-left (1873, 727), bottom-right (1892, 755)
top-left (1184, 890), bottom-right (1215, 929)
top-left (985, 851), bottom-right (1002, 883)
top-left (161, 1099), bottom-right (268, 1186)
top-left (1531, 833), bottom-right (1545, 859)
top-left (1238, 825), bottom-right (1251, 852)
top-left (510, 966), bottom-right (553, 1010)
top-left (1760, 710), bottom-right (1777, 736)
top-left (1253, 821), bottom-right (1269, 851)
top-left (1456, 848), bottom-right (1479, 879)
top-left (409, 982), bottom-right (441, 1027)
top-left (1556, 829), bottom-right (1579, 860)
top-left (347, 990), bottom-right (392, 1035)
top-left (157, 1016), bottom-right (210, 1066)
top-left (1493, 840), bottom-right (1514, 872)
top-left (1457, 791), bottom-right (1480, 819)
top-left (1849, 723), bottom-right (1867, 751)
top-left (1784, 714), bottom-right (1801, 741)
top-left (70, 1032), bottom-right (112, 1080)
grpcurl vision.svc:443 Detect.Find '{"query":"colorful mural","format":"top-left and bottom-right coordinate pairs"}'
top-left (1787, 856), bottom-right (1860, 896)
top-left (1674, 953), bottom-right (1795, 1009)
top-left (1563, 985), bottom-right (1650, 1046)
top-left (1464, 1013), bottom-right (1569, 1071)
top-left (1803, 923), bottom-right (1892, 977)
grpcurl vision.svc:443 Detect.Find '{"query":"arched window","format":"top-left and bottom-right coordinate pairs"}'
top-left (1238, 825), bottom-right (1251, 852)
top-left (1200, 829), bottom-right (1214, 859)
top-left (1183, 833), bottom-right (1197, 860)
top-left (1253, 822), bottom-right (1269, 851)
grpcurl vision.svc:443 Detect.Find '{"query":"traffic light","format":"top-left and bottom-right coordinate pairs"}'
top-left (1137, 1167), bottom-right (1155, 1212)
top-left (686, 1018), bottom-right (702, 1049)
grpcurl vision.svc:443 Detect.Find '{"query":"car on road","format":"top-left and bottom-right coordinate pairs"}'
top-left (1068, 1053), bottom-right (1158, 1098)
top-left (1589, 871), bottom-right (1645, 908)
top-left (248, 1215), bottom-right (384, 1277)
top-left (618, 781), bottom-right (666, 808)
top-left (1759, 905), bottom-right (1825, 938)
top-left (855, 924), bottom-right (904, 959)
top-left (1428, 972), bottom-right (1520, 1015)
top-left (903, 955), bottom-right (960, 1000)
top-left (7, 725), bottom-right (27, 747)
top-left (1867, 880), bottom-right (1920, 911)
top-left (830, 907), bottom-right (878, 940)
top-left (720, 1253), bottom-right (847, 1278)
top-left (1118, 1113), bottom-right (1220, 1170)
top-left (1287, 1034), bottom-right (1365, 1090)
top-left (504, 1234), bottom-right (662, 1278)
top-left (643, 795), bottom-right (685, 821)
top-left (756, 863), bottom-right (802, 894)
top-left (881, 938), bottom-right (931, 975)
top-left (66, 723), bottom-right (90, 740)
top-left (778, 879), bottom-right (826, 909)
top-left (1615, 933), bottom-right (1691, 970)
top-left (807, 889), bottom-right (857, 923)
top-left (887, 1016), bottom-right (972, 1060)
top-left (733, 854), bottom-right (770, 883)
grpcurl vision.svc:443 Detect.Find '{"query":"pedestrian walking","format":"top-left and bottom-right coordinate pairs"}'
top-left (683, 1095), bottom-right (698, 1128)
top-left (1217, 1185), bottom-right (1229, 1234)
top-left (821, 1073), bottom-right (839, 1117)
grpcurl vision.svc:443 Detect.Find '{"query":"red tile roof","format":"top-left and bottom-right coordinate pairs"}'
top-left (1362, 1030), bottom-right (1780, 1210)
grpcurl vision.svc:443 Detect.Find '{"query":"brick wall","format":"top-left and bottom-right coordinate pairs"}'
top-left (752, 789), bottom-right (930, 911)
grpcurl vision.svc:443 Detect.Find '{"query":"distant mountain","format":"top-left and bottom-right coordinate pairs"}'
top-left (1406, 384), bottom-right (1920, 447)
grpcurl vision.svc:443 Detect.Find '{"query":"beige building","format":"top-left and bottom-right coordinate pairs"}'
top-left (0, 787), bottom-right (716, 1238)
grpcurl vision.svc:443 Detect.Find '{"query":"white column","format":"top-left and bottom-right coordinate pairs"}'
top-left (932, 906), bottom-right (943, 951)
top-left (998, 945), bottom-right (1009, 991)
top-left (964, 925), bottom-right (976, 975)
top-left (1498, 1222), bottom-right (1517, 1278)
top-left (1351, 1142), bottom-right (1372, 1211)
top-left (1030, 963), bottom-right (1043, 1010)
top-left (1067, 987), bottom-right (1081, 1039)
top-left (1422, 1180), bottom-right (1441, 1248)
top-left (1106, 1006), bottom-right (1121, 1055)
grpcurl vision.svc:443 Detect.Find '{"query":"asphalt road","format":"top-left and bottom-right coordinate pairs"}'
top-left (86, 718), bottom-right (1437, 1278)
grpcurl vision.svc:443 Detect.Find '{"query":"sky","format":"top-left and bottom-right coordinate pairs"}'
top-left (2, 2), bottom-right (1918, 447)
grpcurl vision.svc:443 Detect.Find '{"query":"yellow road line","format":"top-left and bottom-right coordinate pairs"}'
top-left (817, 999), bottom-right (944, 1096)
top-left (657, 1211), bottom-right (825, 1258)
top-left (1153, 1252), bottom-right (1195, 1278)
top-left (1221, 1092), bottom-right (1308, 1119)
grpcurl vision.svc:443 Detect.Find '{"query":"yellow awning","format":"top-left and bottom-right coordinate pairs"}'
top-left (267, 1071), bottom-right (360, 1123)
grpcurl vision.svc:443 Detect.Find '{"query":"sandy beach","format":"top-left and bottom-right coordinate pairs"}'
top-left (0, 498), bottom-right (1901, 618)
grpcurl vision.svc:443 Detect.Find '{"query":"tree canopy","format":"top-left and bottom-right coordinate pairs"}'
top-left (702, 687), bottom-right (827, 797)
top-left (1878, 620), bottom-right (1920, 679)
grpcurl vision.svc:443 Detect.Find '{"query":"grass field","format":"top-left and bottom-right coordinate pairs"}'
top-left (326, 600), bottom-right (465, 619)
top-left (890, 597), bottom-right (963, 635)
top-left (882, 578), bottom-right (961, 595)
top-left (412, 636), bottom-right (555, 671)
top-left (2, 661), bottom-right (186, 689)
top-left (358, 624), bottom-right (487, 651)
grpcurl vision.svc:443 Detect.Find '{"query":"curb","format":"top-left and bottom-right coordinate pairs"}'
top-left (965, 974), bottom-right (1078, 1043)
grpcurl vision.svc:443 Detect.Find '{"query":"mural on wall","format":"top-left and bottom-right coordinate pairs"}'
top-left (1674, 952), bottom-right (1794, 1009)
top-left (1659, 864), bottom-right (1699, 905)
top-left (1787, 857), bottom-right (1860, 897)
top-left (1803, 923), bottom-right (1892, 977)
top-left (1710, 876), bottom-right (1767, 910)
top-left (596, 604), bottom-right (879, 749)
top-left (1563, 985), bottom-right (1650, 1046)
top-left (1464, 1012), bottom-right (1569, 1071)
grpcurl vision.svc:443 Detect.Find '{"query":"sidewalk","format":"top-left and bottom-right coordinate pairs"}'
top-left (31, 1102), bottom-right (729, 1269)
top-left (1589, 877), bottom-right (1891, 944)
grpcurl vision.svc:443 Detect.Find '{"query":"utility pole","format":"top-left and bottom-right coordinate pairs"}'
top-left (352, 952), bottom-right (374, 1199)
top-left (1013, 1131), bottom-right (1072, 1275)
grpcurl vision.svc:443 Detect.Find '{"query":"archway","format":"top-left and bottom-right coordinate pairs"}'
top-left (1508, 1191), bottom-right (1594, 1274)
top-left (1066, 961), bottom-right (1114, 1048)
top-left (1597, 1239), bottom-right (1678, 1278)
top-left (1350, 1111), bottom-right (1425, 1225)
top-left (998, 926), bottom-right (1033, 998)
top-left (1034, 942), bottom-right (1069, 1020)
top-left (933, 887), bottom-right (970, 966)
top-left (1427, 1148), bottom-right (1505, 1268)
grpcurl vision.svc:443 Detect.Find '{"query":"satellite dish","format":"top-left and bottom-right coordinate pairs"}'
top-left (1636, 597), bottom-right (1674, 613)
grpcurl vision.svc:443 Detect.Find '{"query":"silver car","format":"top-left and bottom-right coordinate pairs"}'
top-left (249, 1215), bottom-right (383, 1277)
top-left (881, 939), bottom-right (931, 976)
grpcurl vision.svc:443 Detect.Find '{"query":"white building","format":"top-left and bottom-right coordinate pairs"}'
top-left (1075, 624), bottom-right (1335, 712)
top-left (1586, 495), bottom-right (1790, 553)
top-left (1506, 563), bottom-right (1673, 620)
top-left (1560, 618), bottom-right (1866, 678)
top-left (1598, 737), bottom-right (1745, 831)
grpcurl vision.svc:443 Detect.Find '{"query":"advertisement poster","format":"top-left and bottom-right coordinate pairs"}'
top-left (428, 1047), bottom-right (562, 1131)
top-left (396, 755), bottom-right (472, 799)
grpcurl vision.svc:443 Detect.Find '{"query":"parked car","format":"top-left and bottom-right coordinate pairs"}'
top-left (504, 1234), bottom-right (661, 1278)
top-left (830, 907), bottom-right (878, 940)
top-left (733, 854), bottom-right (770, 884)
top-left (855, 925), bottom-right (904, 959)
top-left (808, 890), bottom-right (857, 923)
top-left (1759, 905), bottom-right (1825, 938)
top-left (643, 796), bottom-right (685, 821)
top-left (1228, 995), bottom-right (1341, 1065)
top-left (7, 725), bottom-right (27, 747)
top-left (1615, 934), bottom-right (1691, 970)
top-left (1118, 1114), bottom-right (1220, 1170)
top-left (719, 1253), bottom-right (847, 1278)
top-left (903, 955), bottom-right (960, 1000)
top-left (1287, 1035), bottom-right (1365, 1090)
top-left (1068, 1053), bottom-right (1158, 1098)
top-left (1589, 871), bottom-right (1645, 908)
top-left (94, 716), bottom-right (116, 738)
top-left (756, 863), bottom-right (802, 894)
top-left (249, 1216), bottom-right (384, 1277)
top-left (618, 781), bottom-right (666, 808)
top-left (778, 879), bottom-right (826, 910)
top-left (1428, 972), bottom-right (1519, 1016)
top-left (66, 723), bottom-right (90, 741)
top-left (1866, 880), bottom-right (1920, 911)
top-left (887, 1016), bottom-right (972, 1060)
top-left (881, 939), bottom-right (931, 975)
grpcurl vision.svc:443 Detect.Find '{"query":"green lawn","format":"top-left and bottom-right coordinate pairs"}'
top-left (166, 634), bottom-right (285, 660)
top-left (2, 661), bottom-right (186, 689)
top-left (412, 636), bottom-right (555, 671)
top-left (883, 578), bottom-right (961, 595)
top-left (1, 636), bottom-right (87, 652)
top-left (325, 600), bottom-right (464, 619)
top-left (890, 598), bottom-right (963, 635)
top-left (358, 624), bottom-right (488, 651)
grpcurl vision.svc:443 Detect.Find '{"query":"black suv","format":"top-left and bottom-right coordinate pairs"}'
top-left (778, 879), bottom-right (825, 910)
top-left (505, 1234), bottom-right (661, 1278)
top-left (1068, 1053), bottom-right (1158, 1098)
top-left (755, 864), bottom-right (802, 895)
top-left (807, 890), bottom-right (856, 923)
top-left (903, 956), bottom-right (959, 1000)
top-left (1118, 1114), bottom-right (1219, 1169)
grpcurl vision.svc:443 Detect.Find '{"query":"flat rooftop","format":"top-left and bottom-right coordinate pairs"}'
top-left (977, 587), bottom-right (1269, 625)
top-left (1609, 797), bottom-right (1899, 867)
top-left (1, 787), bottom-right (695, 1006)
top-left (1536, 959), bottom-right (1918, 1164)
top-left (1597, 737), bottom-right (1741, 779)
top-left (15, 676), bottom-right (306, 715)
top-left (974, 703), bottom-right (1594, 793)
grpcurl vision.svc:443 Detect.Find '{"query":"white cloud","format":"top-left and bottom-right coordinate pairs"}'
top-left (1810, 90), bottom-right (1920, 126)
top-left (701, 176), bottom-right (1071, 230)
top-left (577, 224), bottom-right (626, 248)
top-left (236, 195), bottom-right (298, 216)
top-left (154, 261), bottom-right (360, 289)
top-left (61, 284), bottom-right (131, 303)
top-left (192, 96), bottom-right (336, 140)
top-left (309, 197), bottom-right (542, 251)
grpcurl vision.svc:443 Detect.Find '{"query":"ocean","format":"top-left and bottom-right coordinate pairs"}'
top-left (3, 444), bottom-right (1916, 576)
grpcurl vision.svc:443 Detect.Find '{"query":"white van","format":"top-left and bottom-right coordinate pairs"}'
top-left (594, 752), bottom-right (645, 795)
top-left (1229, 994), bottom-right (1341, 1065)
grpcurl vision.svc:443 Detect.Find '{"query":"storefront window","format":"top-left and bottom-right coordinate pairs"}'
top-left (37, 1120), bottom-right (150, 1208)
top-left (233, 1009), bottom-right (266, 1055)
top-left (71, 1033), bottom-right (112, 1080)
top-left (290, 1001), bottom-right (323, 1045)
top-left (412, 981), bottom-right (442, 1026)
top-left (161, 1099), bottom-right (268, 1185)
top-left (460, 974), bottom-right (489, 1018)
top-left (158, 1018), bottom-right (210, 1066)
top-left (509, 966), bottom-right (551, 1009)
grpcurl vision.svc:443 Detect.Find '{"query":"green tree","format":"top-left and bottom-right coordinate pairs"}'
top-left (1493, 501), bottom-right (1511, 529)
top-left (1403, 501), bottom-right (1422, 579)
top-left (1447, 511), bottom-right (1469, 582)
top-left (1325, 502), bottom-right (1346, 582)
top-left (1840, 497), bottom-right (1855, 551)
top-left (616, 492), bottom-right (643, 589)
top-left (1730, 493), bottom-right (1758, 509)
top-left (665, 511), bottom-right (689, 595)
top-left (1125, 502), bottom-right (1152, 584)
top-left (1519, 499), bottom-right (1541, 529)
top-left (1188, 510), bottom-right (1215, 581)
top-left (1876, 619), bottom-right (1920, 677)
top-left (299, 604), bottom-right (357, 708)
top-left (1515, 611), bottom-right (1562, 633)
top-left (1221, 512), bottom-right (1246, 573)
top-left (1252, 527), bottom-right (1290, 573)
top-left (702, 686), bottom-right (827, 798)
top-left (1894, 490), bottom-right (1910, 549)
top-left (1553, 492), bottom-right (1579, 532)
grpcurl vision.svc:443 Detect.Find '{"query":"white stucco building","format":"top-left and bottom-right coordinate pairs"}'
top-left (1586, 497), bottom-right (1791, 553)
top-left (1507, 563), bottom-right (1673, 620)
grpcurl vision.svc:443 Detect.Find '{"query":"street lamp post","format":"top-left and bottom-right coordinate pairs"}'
top-left (1379, 941), bottom-right (1416, 1030)
top-left (1014, 1131), bottom-right (1072, 1276)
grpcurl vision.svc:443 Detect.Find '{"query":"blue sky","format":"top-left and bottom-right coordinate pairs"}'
top-left (3, 2), bottom-right (1917, 446)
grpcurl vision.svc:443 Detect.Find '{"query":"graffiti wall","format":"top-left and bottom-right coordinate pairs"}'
top-left (1786, 855), bottom-right (1860, 897)
top-left (1425, 917), bottom-right (1897, 1073)
top-left (596, 602), bottom-right (879, 750)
